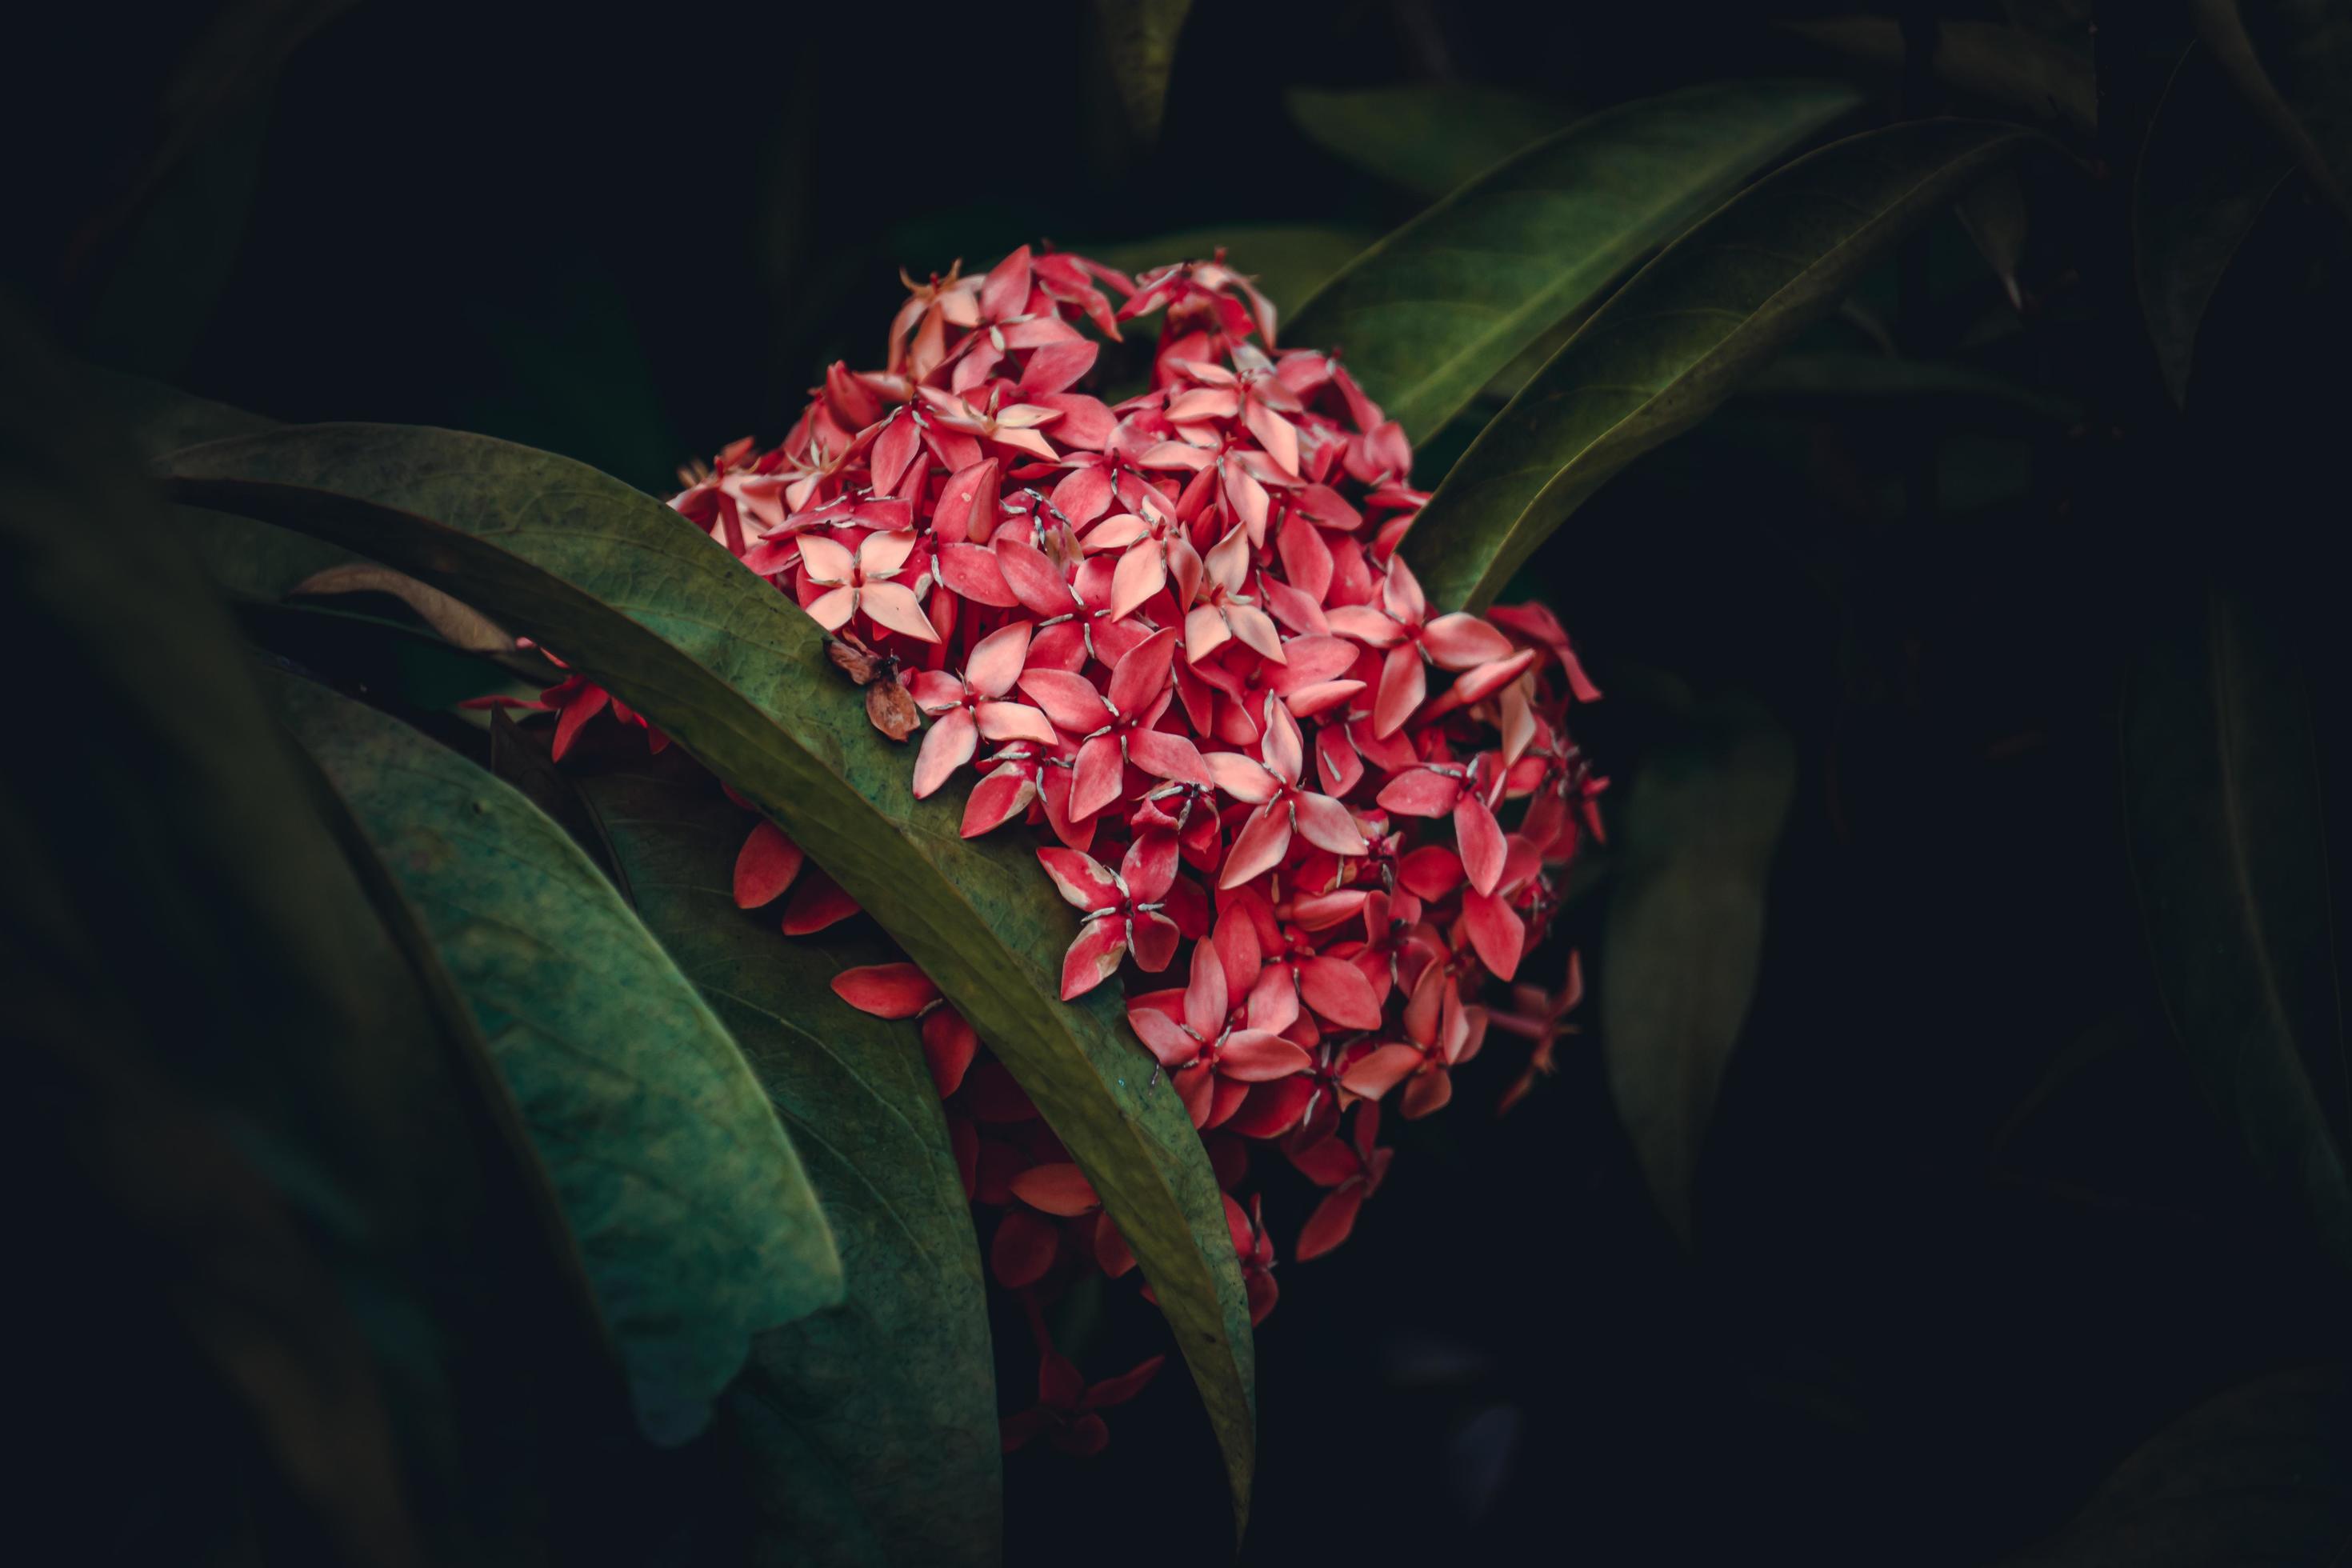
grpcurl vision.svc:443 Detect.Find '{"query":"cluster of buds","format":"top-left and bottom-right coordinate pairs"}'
top-left (532, 244), bottom-right (1602, 1452)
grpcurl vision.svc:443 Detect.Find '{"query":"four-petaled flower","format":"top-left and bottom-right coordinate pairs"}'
top-left (1128, 938), bottom-right (1311, 1128)
top-left (1038, 830), bottom-right (1184, 999)
top-left (798, 530), bottom-right (939, 642)
top-left (1339, 958), bottom-right (1487, 1120)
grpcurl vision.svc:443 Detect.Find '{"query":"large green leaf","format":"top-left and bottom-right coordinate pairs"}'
top-left (158, 424), bottom-right (1258, 1537)
top-left (5, 304), bottom-right (632, 1563)
top-left (2135, 43), bottom-right (2298, 409)
top-left (1783, 16), bottom-right (2098, 135)
top-left (1284, 83), bottom-right (1582, 199)
top-left (2192, 0), bottom-right (2352, 223)
top-left (1090, 0), bottom-right (1190, 144)
top-left (1600, 687), bottom-right (1795, 1246)
top-left (2121, 592), bottom-right (2352, 1270)
top-left (576, 750), bottom-right (1000, 1567)
top-left (1996, 1363), bottom-right (2352, 1565)
top-left (1288, 81), bottom-right (1862, 446)
top-left (265, 670), bottom-right (844, 1447)
top-left (1402, 119), bottom-right (2040, 614)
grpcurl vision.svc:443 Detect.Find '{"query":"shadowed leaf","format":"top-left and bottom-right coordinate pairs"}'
top-left (1402, 120), bottom-right (2040, 613)
top-left (1601, 690), bottom-right (1795, 1246)
top-left (1784, 16), bottom-right (2098, 134)
top-left (1285, 82), bottom-right (1582, 199)
top-left (2192, 0), bottom-right (2352, 224)
top-left (6, 302), bottom-right (631, 1564)
top-left (2134, 43), bottom-right (2298, 409)
top-left (2121, 591), bottom-right (2352, 1269)
top-left (577, 751), bottom-right (1000, 1567)
top-left (158, 423), bottom-right (1258, 1538)
top-left (266, 670), bottom-right (845, 1446)
top-left (1996, 1363), bottom-right (2352, 1565)
top-left (1290, 80), bottom-right (1864, 443)
top-left (1092, 0), bottom-right (1191, 143)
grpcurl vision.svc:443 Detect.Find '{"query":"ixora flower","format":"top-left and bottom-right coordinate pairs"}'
top-left (535, 241), bottom-right (1602, 1454)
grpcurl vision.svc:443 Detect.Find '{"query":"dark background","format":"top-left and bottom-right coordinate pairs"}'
top-left (15, 2), bottom-right (2350, 1562)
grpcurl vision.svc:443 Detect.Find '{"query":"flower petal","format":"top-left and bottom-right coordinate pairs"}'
top-left (1218, 803), bottom-right (1293, 890)
top-left (732, 819), bottom-right (804, 909)
top-left (1010, 1162), bottom-right (1101, 1217)
top-left (1454, 794), bottom-right (1507, 895)
top-left (859, 581), bottom-right (941, 642)
top-left (1059, 919), bottom-right (1130, 999)
top-left (1018, 669), bottom-right (1114, 735)
top-left (1298, 955), bottom-right (1382, 1030)
top-left (1219, 1030), bottom-right (1311, 1082)
top-left (1036, 846), bottom-right (1122, 911)
top-left (830, 962), bottom-right (939, 1019)
top-left (1340, 1042), bottom-right (1424, 1101)
top-left (912, 706), bottom-right (978, 798)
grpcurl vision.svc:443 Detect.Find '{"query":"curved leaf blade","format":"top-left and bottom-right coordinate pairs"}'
top-left (576, 751), bottom-right (1000, 1567)
top-left (2122, 592), bottom-right (2352, 1269)
top-left (2135, 43), bottom-right (2298, 408)
top-left (2192, 0), bottom-right (2352, 224)
top-left (266, 670), bottom-right (845, 1446)
top-left (1783, 16), bottom-right (2098, 134)
top-left (1285, 82), bottom-right (1582, 199)
top-left (6, 307), bottom-right (634, 1562)
top-left (1601, 689), bottom-right (1795, 1246)
top-left (158, 424), bottom-right (1258, 1537)
top-left (1289, 80), bottom-right (1864, 443)
top-left (1091, 0), bottom-right (1190, 144)
top-left (1996, 1363), bottom-right (2352, 1566)
top-left (1402, 119), bottom-right (2041, 614)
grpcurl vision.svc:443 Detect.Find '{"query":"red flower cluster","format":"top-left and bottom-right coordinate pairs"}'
top-left (534, 244), bottom-right (1602, 1450)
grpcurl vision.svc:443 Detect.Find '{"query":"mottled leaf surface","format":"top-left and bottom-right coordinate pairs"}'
top-left (267, 670), bottom-right (845, 1447)
top-left (578, 753), bottom-right (1000, 1567)
top-left (160, 424), bottom-right (1257, 1536)
top-left (9, 306), bottom-right (630, 1565)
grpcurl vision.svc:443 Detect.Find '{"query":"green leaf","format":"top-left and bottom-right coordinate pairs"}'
top-left (5, 302), bottom-right (632, 1562)
top-left (1287, 80), bottom-right (1864, 443)
top-left (1995, 1363), bottom-right (2352, 1565)
top-left (2192, 0), bottom-right (2352, 224)
top-left (2121, 591), bottom-right (2352, 1270)
top-left (2135, 43), bottom-right (2298, 408)
top-left (575, 750), bottom-right (1001, 1568)
top-left (1091, 0), bottom-right (1191, 144)
top-left (73, 362), bottom-right (273, 458)
top-left (264, 669), bottom-right (845, 1447)
top-left (1783, 16), bottom-right (2098, 135)
top-left (1402, 119), bottom-right (2041, 614)
top-left (235, 598), bottom-right (540, 712)
top-left (1600, 687), bottom-right (1795, 1246)
top-left (1284, 82), bottom-right (1582, 199)
top-left (158, 423), bottom-right (1258, 1538)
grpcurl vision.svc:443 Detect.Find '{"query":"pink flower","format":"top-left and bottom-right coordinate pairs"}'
top-left (1038, 830), bottom-right (1184, 999)
top-left (797, 530), bottom-right (939, 642)
top-left (1338, 958), bottom-right (1486, 1120)
top-left (530, 238), bottom-right (1605, 1352)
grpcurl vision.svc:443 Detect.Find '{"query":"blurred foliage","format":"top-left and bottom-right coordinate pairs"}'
top-left (10, 2), bottom-right (2352, 1565)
